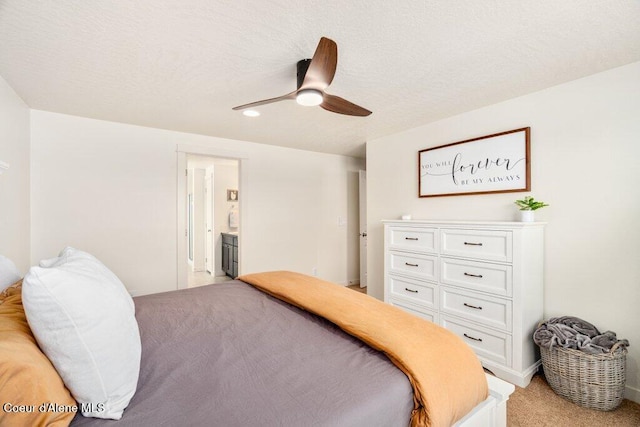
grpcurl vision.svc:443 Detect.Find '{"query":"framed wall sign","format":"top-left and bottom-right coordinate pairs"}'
top-left (418, 127), bottom-right (530, 197)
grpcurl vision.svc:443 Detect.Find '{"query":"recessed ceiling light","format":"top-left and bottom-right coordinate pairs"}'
top-left (242, 110), bottom-right (260, 117)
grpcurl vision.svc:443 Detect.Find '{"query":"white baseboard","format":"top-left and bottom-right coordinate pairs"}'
top-left (625, 384), bottom-right (640, 404)
top-left (348, 279), bottom-right (360, 286)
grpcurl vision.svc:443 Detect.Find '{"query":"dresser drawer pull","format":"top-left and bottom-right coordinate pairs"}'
top-left (463, 272), bottom-right (483, 278)
top-left (463, 242), bottom-right (483, 246)
top-left (404, 287), bottom-right (419, 293)
top-left (463, 333), bottom-right (483, 342)
top-left (463, 302), bottom-right (483, 310)
top-left (405, 262), bottom-right (419, 267)
top-left (405, 237), bottom-right (419, 241)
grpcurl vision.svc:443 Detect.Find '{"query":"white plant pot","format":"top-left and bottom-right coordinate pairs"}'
top-left (520, 210), bottom-right (535, 222)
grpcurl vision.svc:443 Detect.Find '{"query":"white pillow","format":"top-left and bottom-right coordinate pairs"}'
top-left (0, 255), bottom-right (21, 291)
top-left (22, 247), bottom-right (141, 420)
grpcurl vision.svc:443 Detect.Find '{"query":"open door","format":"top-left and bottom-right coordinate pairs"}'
top-left (359, 170), bottom-right (367, 288)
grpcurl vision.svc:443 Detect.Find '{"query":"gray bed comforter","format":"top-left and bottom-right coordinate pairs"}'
top-left (71, 281), bottom-right (413, 427)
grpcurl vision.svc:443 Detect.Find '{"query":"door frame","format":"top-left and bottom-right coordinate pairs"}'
top-left (204, 166), bottom-right (214, 274)
top-left (176, 144), bottom-right (248, 289)
top-left (358, 170), bottom-right (367, 288)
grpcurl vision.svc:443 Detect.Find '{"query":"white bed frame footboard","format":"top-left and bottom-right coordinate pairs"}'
top-left (454, 374), bottom-right (515, 427)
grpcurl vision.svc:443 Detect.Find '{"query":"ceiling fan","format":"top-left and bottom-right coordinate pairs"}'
top-left (232, 37), bottom-right (372, 117)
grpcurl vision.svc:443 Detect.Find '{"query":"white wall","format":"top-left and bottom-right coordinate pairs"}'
top-left (367, 61), bottom-right (640, 401)
top-left (0, 76), bottom-right (30, 273)
top-left (241, 143), bottom-right (364, 285)
top-left (30, 110), bottom-right (364, 296)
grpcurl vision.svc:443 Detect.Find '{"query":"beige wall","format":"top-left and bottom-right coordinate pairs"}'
top-left (30, 110), bottom-right (364, 296)
top-left (0, 75), bottom-right (30, 273)
top-left (366, 61), bottom-right (640, 401)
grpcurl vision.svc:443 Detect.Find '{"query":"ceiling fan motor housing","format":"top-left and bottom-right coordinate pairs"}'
top-left (296, 59), bottom-right (312, 89)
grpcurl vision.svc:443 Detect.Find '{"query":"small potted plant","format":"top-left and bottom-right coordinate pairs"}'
top-left (514, 196), bottom-right (549, 222)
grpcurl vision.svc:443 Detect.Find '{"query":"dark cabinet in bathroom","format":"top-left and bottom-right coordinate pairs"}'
top-left (221, 233), bottom-right (238, 278)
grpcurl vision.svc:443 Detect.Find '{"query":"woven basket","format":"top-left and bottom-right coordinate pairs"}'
top-left (540, 342), bottom-right (627, 411)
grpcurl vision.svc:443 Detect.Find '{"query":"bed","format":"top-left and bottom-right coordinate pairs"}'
top-left (2, 251), bottom-right (514, 427)
top-left (72, 279), bottom-right (413, 426)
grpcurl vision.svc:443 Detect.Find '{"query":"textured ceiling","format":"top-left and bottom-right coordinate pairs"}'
top-left (1, 1), bottom-right (639, 157)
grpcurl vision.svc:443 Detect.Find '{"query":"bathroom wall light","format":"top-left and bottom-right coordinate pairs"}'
top-left (242, 110), bottom-right (260, 117)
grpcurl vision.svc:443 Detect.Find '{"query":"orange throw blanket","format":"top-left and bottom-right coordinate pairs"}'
top-left (239, 271), bottom-right (488, 427)
top-left (0, 282), bottom-right (76, 427)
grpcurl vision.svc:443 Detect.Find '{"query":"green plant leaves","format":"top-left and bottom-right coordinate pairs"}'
top-left (514, 196), bottom-right (549, 211)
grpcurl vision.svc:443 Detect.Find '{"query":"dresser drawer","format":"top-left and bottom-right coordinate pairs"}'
top-left (389, 298), bottom-right (437, 323)
top-left (441, 229), bottom-right (512, 262)
top-left (388, 251), bottom-right (437, 282)
top-left (441, 257), bottom-right (512, 297)
top-left (441, 315), bottom-right (512, 367)
top-left (388, 226), bottom-right (438, 253)
top-left (388, 275), bottom-right (437, 310)
top-left (440, 287), bottom-right (512, 332)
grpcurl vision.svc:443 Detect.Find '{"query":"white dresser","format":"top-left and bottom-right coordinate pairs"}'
top-left (383, 220), bottom-right (544, 387)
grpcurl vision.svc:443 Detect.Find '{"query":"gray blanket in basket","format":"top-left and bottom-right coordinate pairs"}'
top-left (534, 316), bottom-right (629, 355)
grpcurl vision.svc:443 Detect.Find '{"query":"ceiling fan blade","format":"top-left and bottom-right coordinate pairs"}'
top-left (300, 37), bottom-right (338, 90)
top-left (232, 91), bottom-right (296, 110)
top-left (321, 93), bottom-right (372, 116)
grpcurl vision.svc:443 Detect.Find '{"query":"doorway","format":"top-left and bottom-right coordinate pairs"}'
top-left (184, 154), bottom-right (240, 288)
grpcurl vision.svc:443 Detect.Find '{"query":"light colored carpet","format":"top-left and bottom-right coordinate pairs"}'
top-left (507, 374), bottom-right (640, 426)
